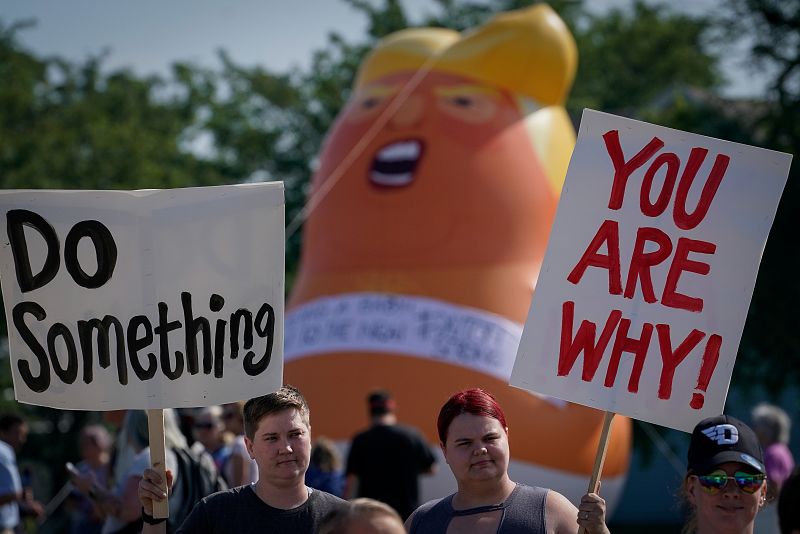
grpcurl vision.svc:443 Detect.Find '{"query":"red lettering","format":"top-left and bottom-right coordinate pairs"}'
top-left (624, 227), bottom-right (673, 303)
top-left (673, 148), bottom-right (730, 230)
top-left (558, 301), bottom-right (621, 381)
top-left (640, 152), bottom-right (679, 216)
top-left (662, 238), bottom-right (716, 312)
top-left (690, 334), bottom-right (722, 409)
top-left (603, 130), bottom-right (664, 210)
top-left (656, 325), bottom-right (705, 400)
top-left (603, 319), bottom-right (654, 393)
top-left (567, 220), bottom-right (622, 295)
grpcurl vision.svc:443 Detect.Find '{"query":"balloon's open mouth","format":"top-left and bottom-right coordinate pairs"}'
top-left (369, 139), bottom-right (423, 188)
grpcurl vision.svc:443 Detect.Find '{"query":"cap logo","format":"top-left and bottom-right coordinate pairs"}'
top-left (701, 424), bottom-right (739, 445)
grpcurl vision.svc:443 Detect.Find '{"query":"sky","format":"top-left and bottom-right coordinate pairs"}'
top-left (1, 0), bottom-right (764, 97)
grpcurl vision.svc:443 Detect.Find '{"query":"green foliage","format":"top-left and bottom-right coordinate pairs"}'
top-left (0, 25), bottom-right (227, 192)
top-left (569, 1), bottom-right (721, 115)
top-left (717, 0), bottom-right (800, 395)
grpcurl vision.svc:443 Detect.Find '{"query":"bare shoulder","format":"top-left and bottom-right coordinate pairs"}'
top-left (545, 490), bottom-right (578, 534)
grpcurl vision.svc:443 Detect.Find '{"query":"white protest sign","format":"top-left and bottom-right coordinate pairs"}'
top-left (510, 110), bottom-right (792, 432)
top-left (0, 183), bottom-right (284, 410)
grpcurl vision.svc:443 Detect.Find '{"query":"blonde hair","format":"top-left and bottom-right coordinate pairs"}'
top-left (751, 403), bottom-right (791, 444)
top-left (318, 498), bottom-right (404, 534)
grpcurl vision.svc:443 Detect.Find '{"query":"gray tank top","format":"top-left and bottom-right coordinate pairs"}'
top-left (408, 483), bottom-right (547, 534)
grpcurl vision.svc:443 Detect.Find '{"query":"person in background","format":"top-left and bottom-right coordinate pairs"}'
top-left (682, 414), bottom-right (768, 534)
top-left (101, 410), bottom-right (137, 496)
top-left (778, 467), bottom-right (800, 534)
top-left (191, 406), bottom-right (233, 483)
top-left (67, 425), bottom-right (112, 534)
top-left (319, 498), bottom-right (406, 534)
top-left (221, 401), bottom-right (258, 487)
top-left (0, 414), bottom-right (43, 534)
top-left (305, 437), bottom-right (345, 497)
top-left (752, 403), bottom-right (795, 534)
top-left (138, 385), bottom-right (348, 533)
top-left (406, 388), bottom-right (608, 534)
top-left (74, 409), bottom-right (184, 534)
top-left (346, 390), bottom-right (436, 520)
top-left (752, 403), bottom-right (795, 497)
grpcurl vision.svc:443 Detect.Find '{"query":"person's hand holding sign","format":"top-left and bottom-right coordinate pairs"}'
top-left (138, 467), bottom-right (172, 529)
top-left (577, 491), bottom-right (609, 534)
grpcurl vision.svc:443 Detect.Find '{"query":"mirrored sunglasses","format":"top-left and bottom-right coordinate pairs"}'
top-left (695, 469), bottom-right (765, 494)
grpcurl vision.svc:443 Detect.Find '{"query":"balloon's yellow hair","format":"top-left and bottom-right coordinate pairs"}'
top-left (353, 4), bottom-right (578, 194)
top-left (355, 4), bottom-right (577, 107)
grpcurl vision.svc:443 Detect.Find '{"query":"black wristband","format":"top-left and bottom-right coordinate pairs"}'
top-left (141, 507), bottom-right (166, 525)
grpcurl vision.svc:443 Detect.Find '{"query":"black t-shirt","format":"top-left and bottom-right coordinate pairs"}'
top-left (346, 424), bottom-right (436, 519)
top-left (177, 485), bottom-right (347, 533)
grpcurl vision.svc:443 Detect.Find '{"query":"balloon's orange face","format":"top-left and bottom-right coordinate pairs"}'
top-left (305, 70), bottom-right (558, 271)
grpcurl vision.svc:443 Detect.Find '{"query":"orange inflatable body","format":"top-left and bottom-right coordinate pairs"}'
top-left (285, 4), bottom-right (630, 506)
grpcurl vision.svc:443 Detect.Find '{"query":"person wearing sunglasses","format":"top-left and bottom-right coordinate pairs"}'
top-left (684, 414), bottom-right (768, 534)
top-left (191, 406), bottom-right (233, 481)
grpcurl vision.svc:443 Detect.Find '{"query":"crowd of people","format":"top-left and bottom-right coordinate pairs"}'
top-left (135, 386), bottom-right (609, 533)
top-left (0, 389), bottom-right (798, 533)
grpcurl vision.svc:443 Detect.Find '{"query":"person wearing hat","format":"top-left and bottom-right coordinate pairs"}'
top-left (684, 414), bottom-right (769, 534)
top-left (345, 390), bottom-right (436, 520)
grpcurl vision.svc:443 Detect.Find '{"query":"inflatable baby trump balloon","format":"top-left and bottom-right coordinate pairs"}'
top-left (285, 4), bottom-right (631, 506)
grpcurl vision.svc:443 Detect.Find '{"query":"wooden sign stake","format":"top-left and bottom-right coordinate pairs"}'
top-left (578, 410), bottom-right (615, 534)
top-left (146, 408), bottom-right (170, 520)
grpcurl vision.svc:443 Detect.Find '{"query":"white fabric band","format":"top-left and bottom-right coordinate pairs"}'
top-left (285, 293), bottom-right (524, 382)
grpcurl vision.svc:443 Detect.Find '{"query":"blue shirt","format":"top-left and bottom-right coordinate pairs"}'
top-left (0, 440), bottom-right (21, 528)
top-left (305, 465), bottom-right (345, 497)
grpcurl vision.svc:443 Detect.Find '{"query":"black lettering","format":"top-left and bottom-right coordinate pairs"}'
top-left (64, 220), bottom-right (117, 289)
top-left (78, 316), bottom-right (126, 385)
top-left (46, 323), bottom-right (78, 384)
top-left (182, 292), bottom-right (211, 375)
top-left (155, 302), bottom-right (183, 380)
top-left (245, 303), bottom-right (274, 376)
top-left (230, 309), bottom-right (253, 360)
top-left (12, 302), bottom-right (50, 392)
top-left (213, 317), bottom-right (227, 379)
top-left (126, 315), bottom-right (156, 380)
top-left (7, 210), bottom-right (60, 293)
top-left (209, 294), bottom-right (224, 312)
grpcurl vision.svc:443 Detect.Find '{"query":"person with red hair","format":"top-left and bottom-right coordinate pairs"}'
top-left (407, 389), bottom-right (609, 533)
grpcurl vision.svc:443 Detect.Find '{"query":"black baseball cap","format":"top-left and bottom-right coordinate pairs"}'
top-left (687, 414), bottom-right (765, 474)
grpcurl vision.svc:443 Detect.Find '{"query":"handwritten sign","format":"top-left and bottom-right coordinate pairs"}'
top-left (510, 110), bottom-right (792, 431)
top-left (0, 184), bottom-right (285, 410)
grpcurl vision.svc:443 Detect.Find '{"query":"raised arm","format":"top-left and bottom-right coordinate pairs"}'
top-left (545, 490), bottom-right (609, 534)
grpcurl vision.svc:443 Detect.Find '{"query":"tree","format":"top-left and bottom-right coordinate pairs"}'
top-left (0, 24), bottom-right (227, 192)
top-left (719, 0), bottom-right (800, 393)
top-left (569, 1), bottom-right (721, 116)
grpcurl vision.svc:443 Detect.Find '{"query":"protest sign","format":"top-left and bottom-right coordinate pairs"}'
top-left (510, 110), bottom-right (792, 432)
top-left (0, 183), bottom-right (285, 410)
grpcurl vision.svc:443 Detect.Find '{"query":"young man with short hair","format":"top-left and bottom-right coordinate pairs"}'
top-left (138, 386), bottom-right (346, 533)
